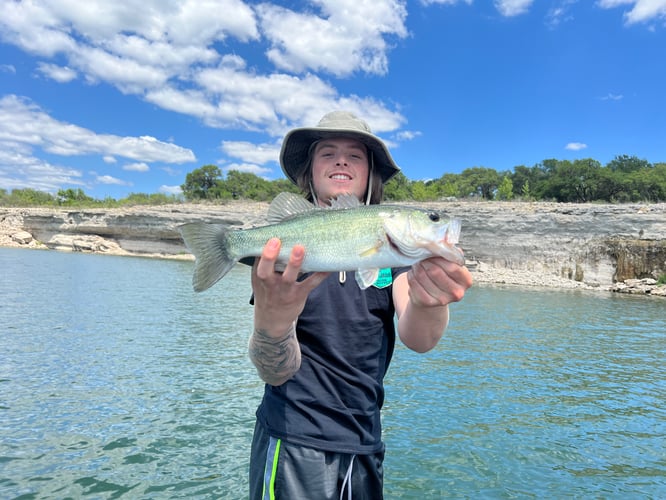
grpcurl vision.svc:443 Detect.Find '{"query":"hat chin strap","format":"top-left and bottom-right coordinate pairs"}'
top-left (365, 170), bottom-right (372, 205)
top-left (309, 181), bottom-right (319, 206)
top-left (365, 152), bottom-right (374, 205)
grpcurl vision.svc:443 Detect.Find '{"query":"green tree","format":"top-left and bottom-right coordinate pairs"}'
top-left (383, 171), bottom-right (411, 201)
top-left (219, 170), bottom-right (274, 201)
top-left (606, 155), bottom-right (651, 174)
top-left (541, 159), bottom-right (603, 202)
top-left (511, 164), bottom-right (549, 200)
top-left (6, 188), bottom-right (56, 206)
top-left (459, 167), bottom-right (500, 199)
top-left (628, 162), bottom-right (666, 202)
top-left (410, 181), bottom-right (429, 201)
top-left (653, 163), bottom-right (666, 202)
top-left (120, 192), bottom-right (181, 205)
top-left (497, 176), bottom-right (514, 200)
top-left (269, 178), bottom-right (302, 197)
top-left (181, 164), bottom-right (222, 200)
top-left (57, 188), bottom-right (95, 205)
top-left (596, 168), bottom-right (626, 202)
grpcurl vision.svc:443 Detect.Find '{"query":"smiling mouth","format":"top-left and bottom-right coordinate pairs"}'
top-left (330, 174), bottom-right (352, 180)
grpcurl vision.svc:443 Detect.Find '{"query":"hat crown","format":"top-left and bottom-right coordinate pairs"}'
top-left (316, 111), bottom-right (372, 134)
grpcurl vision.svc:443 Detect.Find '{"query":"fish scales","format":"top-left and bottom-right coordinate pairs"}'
top-left (179, 192), bottom-right (464, 292)
top-left (225, 204), bottom-right (404, 272)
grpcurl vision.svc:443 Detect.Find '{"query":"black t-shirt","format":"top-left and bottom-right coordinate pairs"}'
top-left (256, 267), bottom-right (409, 454)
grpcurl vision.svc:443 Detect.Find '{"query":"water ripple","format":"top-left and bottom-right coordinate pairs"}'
top-left (1, 250), bottom-right (665, 498)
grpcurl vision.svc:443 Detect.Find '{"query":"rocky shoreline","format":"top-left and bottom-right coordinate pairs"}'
top-left (2, 201), bottom-right (665, 296)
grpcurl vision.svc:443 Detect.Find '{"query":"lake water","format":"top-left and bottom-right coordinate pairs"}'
top-left (1, 248), bottom-right (665, 499)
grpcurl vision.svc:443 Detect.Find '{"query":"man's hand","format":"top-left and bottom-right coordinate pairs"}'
top-left (249, 238), bottom-right (329, 385)
top-left (394, 256), bottom-right (472, 353)
top-left (251, 238), bottom-right (329, 337)
top-left (406, 256), bottom-right (472, 308)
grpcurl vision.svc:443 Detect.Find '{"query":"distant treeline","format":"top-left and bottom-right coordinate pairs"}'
top-left (1, 155), bottom-right (664, 207)
top-left (181, 155), bottom-right (666, 203)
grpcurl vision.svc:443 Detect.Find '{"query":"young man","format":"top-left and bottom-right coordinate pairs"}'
top-left (248, 111), bottom-right (472, 499)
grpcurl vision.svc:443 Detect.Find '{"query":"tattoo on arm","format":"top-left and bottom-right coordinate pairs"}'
top-left (248, 323), bottom-right (301, 386)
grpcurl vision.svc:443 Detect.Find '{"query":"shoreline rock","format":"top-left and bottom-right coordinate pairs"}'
top-left (2, 201), bottom-right (665, 296)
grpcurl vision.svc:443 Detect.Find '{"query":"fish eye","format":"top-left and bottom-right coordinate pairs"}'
top-left (428, 211), bottom-right (440, 222)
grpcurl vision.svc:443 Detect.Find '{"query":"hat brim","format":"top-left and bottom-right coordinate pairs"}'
top-left (280, 127), bottom-right (400, 185)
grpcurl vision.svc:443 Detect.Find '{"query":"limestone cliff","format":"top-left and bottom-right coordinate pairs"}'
top-left (2, 201), bottom-right (665, 292)
top-left (420, 201), bottom-right (666, 288)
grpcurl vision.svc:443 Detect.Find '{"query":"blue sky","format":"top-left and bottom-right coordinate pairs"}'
top-left (0, 0), bottom-right (664, 199)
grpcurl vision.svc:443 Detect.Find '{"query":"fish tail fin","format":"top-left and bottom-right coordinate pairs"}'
top-left (179, 223), bottom-right (237, 292)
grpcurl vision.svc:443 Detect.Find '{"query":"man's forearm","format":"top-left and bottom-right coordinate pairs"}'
top-left (398, 301), bottom-right (449, 353)
top-left (248, 322), bottom-right (301, 386)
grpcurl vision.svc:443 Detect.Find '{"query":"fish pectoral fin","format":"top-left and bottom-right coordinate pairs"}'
top-left (358, 241), bottom-right (384, 258)
top-left (355, 268), bottom-right (379, 289)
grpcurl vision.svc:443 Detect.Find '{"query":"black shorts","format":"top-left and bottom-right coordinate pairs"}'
top-left (249, 421), bottom-right (385, 499)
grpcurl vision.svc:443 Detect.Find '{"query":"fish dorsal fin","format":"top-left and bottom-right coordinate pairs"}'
top-left (329, 193), bottom-right (362, 209)
top-left (267, 192), bottom-right (316, 224)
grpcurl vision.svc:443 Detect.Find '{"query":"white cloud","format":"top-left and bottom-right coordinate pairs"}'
top-left (565, 142), bottom-right (588, 151)
top-left (159, 184), bottom-right (183, 195)
top-left (0, 94), bottom-right (196, 193)
top-left (161, 166), bottom-right (181, 176)
top-left (597, 0), bottom-right (666, 24)
top-left (36, 62), bottom-right (77, 82)
top-left (123, 162), bottom-right (150, 172)
top-left (394, 130), bottom-right (422, 141)
top-left (419, 0), bottom-right (472, 6)
top-left (600, 92), bottom-right (624, 100)
top-left (546, 1), bottom-right (577, 28)
top-left (1, 64), bottom-right (16, 74)
top-left (0, 148), bottom-right (84, 192)
top-left (0, 0), bottom-right (409, 145)
top-left (221, 141), bottom-right (281, 165)
top-left (96, 174), bottom-right (131, 185)
top-left (0, 95), bottom-right (195, 163)
top-left (256, 0), bottom-right (408, 77)
top-left (0, 0), bottom-right (258, 98)
top-left (494, 0), bottom-right (534, 16)
top-left (222, 162), bottom-right (274, 177)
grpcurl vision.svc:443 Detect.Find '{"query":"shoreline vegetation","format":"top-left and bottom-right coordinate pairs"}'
top-left (2, 199), bottom-right (665, 297)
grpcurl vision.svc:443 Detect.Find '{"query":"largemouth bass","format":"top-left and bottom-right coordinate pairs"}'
top-left (179, 192), bottom-right (464, 292)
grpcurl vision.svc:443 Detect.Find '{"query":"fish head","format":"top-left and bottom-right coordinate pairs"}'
top-left (381, 207), bottom-right (465, 265)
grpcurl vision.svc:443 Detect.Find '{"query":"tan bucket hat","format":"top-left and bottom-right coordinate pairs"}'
top-left (279, 111), bottom-right (401, 185)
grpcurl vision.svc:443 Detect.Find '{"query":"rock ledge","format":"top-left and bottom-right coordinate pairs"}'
top-left (2, 201), bottom-right (665, 295)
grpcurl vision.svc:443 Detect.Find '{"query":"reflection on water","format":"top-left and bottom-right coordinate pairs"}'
top-left (384, 288), bottom-right (666, 497)
top-left (1, 248), bottom-right (665, 498)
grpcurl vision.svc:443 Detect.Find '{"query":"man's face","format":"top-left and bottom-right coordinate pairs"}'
top-left (311, 137), bottom-right (369, 206)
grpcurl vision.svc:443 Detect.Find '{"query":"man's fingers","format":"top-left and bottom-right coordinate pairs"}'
top-left (281, 245), bottom-right (306, 282)
top-left (408, 258), bottom-right (472, 307)
top-left (254, 240), bottom-right (328, 293)
top-left (255, 238), bottom-right (281, 278)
